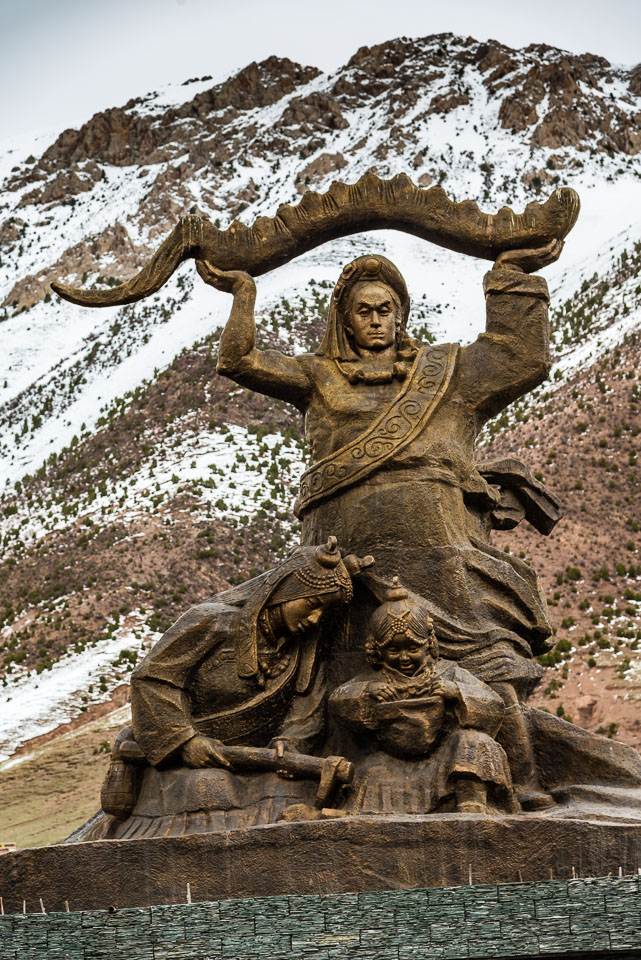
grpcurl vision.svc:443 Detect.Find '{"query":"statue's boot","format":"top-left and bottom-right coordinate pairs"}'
top-left (455, 776), bottom-right (488, 814)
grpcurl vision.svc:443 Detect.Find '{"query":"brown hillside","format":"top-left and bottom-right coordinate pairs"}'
top-left (484, 328), bottom-right (641, 748)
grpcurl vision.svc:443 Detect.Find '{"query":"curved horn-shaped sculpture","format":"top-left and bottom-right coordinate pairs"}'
top-left (51, 173), bottom-right (580, 308)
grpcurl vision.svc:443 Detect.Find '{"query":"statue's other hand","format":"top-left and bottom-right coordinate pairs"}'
top-left (369, 681), bottom-right (397, 702)
top-left (196, 260), bottom-right (256, 294)
top-left (494, 239), bottom-right (563, 274)
top-left (181, 734), bottom-right (232, 769)
top-left (431, 678), bottom-right (458, 700)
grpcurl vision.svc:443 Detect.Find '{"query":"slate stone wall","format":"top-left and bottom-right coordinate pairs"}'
top-left (1, 875), bottom-right (640, 959)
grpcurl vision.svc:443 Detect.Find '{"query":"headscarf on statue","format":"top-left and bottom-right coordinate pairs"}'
top-left (231, 538), bottom-right (367, 684)
top-left (316, 254), bottom-right (418, 382)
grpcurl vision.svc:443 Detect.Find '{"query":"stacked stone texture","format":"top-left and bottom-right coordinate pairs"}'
top-left (1, 875), bottom-right (640, 959)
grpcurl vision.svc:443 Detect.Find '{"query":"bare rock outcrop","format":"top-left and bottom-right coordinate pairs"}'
top-left (175, 57), bottom-right (319, 121)
top-left (7, 56), bottom-right (320, 201)
top-left (2, 223), bottom-right (148, 311)
top-left (19, 162), bottom-right (104, 207)
top-left (630, 64), bottom-right (641, 97)
top-left (428, 87), bottom-right (470, 115)
top-left (0, 216), bottom-right (27, 249)
top-left (278, 93), bottom-right (349, 134)
top-left (489, 46), bottom-right (641, 155)
top-left (295, 152), bottom-right (347, 193)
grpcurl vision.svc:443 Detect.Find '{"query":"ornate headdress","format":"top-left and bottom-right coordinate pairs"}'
top-left (267, 536), bottom-right (366, 606)
top-left (234, 538), bottom-right (374, 681)
top-left (365, 577), bottom-right (438, 665)
top-left (316, 255), bottom-right (417, 373)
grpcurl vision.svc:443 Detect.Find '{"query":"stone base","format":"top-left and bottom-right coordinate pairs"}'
top-left (2, 811), bottom-right (641, 913)
top-left (2, 875), bottom-right (641, 959)
top-left (0, 876), bottom-right (641, 960)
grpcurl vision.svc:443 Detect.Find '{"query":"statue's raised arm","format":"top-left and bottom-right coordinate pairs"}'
top-left (196, 260), bottom-right (312, 409)
top-left (459, 238), bottom-right (563, 422)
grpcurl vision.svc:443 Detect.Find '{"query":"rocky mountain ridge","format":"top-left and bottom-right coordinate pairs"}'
top-left (4, 34), bottom-right (641, 316)
top-left (1, 33), bottom-right (641, 841)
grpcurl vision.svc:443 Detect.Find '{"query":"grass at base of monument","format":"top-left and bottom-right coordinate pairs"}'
top-left (0, 707), bottom-right (125, 849)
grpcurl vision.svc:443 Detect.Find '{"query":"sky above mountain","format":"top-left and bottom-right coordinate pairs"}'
top-left (1, 0), bottom-right (640, 141)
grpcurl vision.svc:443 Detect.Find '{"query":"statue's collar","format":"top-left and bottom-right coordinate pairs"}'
top-left (380, 660), bottom-right (436, 698)
top-left (335, 348), bottom-right (417, 385)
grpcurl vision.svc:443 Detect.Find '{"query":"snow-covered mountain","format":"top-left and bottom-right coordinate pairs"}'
top-left (2, 33), bottom-right (641, 774)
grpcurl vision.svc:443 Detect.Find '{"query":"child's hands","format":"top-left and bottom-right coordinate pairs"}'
top-left (368, 681), bottom-right (398, 702)
top-left (431, 678), bottom-right (458, 700)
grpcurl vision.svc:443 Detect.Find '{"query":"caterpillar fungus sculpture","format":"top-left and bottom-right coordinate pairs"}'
top-left (51, 172), bottom-right (580, 308)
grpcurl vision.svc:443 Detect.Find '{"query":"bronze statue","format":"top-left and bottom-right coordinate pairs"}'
top-left (77, 539), bottom-right (373, 840)
top-left (329, 579), bottom-right (515, 815)
top-left (194, 242), bottom-right (561, 808)
top-left (53, 175), bottom-right (641, 855)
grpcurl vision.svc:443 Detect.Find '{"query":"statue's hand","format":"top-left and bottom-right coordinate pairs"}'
top-left (368, 681), bottom-right (398, 702)
top-left (431, 678), bottom-right (458, 700)
top-left (181, 734), bottom-right (232, 769)
top-left (494, 239), bottom-right (563, 274)
top-left (196, 260), bottom-right (256, 294)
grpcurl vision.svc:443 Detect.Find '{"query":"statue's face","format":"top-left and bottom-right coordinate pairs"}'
top-left (345, 281), bottom-right (399, 352)
top-left (380, 631), bottom-right (430, 676)
top-left (279, 589), bottom-right (341, 636)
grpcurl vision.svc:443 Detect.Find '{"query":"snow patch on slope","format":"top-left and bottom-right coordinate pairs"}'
top-left (2, 422), bottom-right (306, 549)
top-left (0, 613), bottom-right (157, 763)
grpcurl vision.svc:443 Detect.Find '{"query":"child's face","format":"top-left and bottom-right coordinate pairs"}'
top-left (380, 631), bottom-right (430, 676)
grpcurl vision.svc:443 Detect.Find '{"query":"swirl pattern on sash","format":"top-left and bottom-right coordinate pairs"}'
top-left (296, 343), bottom-right (458, 516)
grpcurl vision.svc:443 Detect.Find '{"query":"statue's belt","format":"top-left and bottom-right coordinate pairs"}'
top-left (295, 344), bottom-right (458, 517)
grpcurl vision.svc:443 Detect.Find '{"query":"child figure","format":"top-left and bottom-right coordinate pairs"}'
top-left (329, 579), bottom-right (516, 814)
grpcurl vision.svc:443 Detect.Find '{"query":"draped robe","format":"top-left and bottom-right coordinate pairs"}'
top-left (131, 565), bottom-right (327, 767)
top-left (220, 267), bottom-right (553, 693)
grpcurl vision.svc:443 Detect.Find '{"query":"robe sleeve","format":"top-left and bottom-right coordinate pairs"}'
top-left (220, 349), bottom-right (312, 409)
top-left (215, 278), bottom-right (312, 409)
top-left (449, 664), bottom-right (505, 738)
top-left (130, 602), bottom-right (225, 766)
top-left (459, 268), bottom-right (551, 423)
